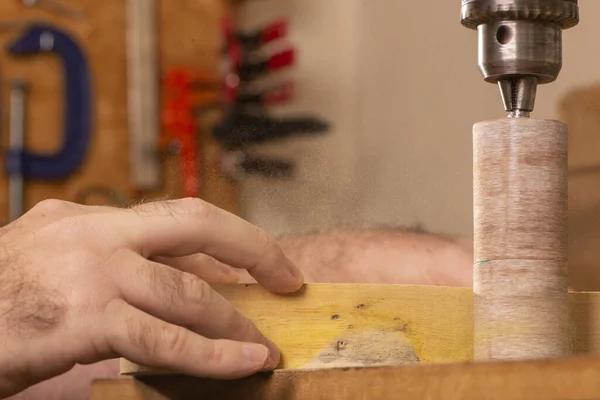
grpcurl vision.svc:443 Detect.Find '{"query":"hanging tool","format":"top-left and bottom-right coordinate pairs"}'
top-left (221, 17), bottom-right (290, 66)
top-left (220, 17), bottom-right (295, 96)
top-left (233, 18), bottom-right (289, 51)
top-left (162, 69), bottom-right (207, 198)
top-left (4, 23), bottom-right (92, 181)
top-left (219, 16), bottom-right (296, 104)
top-left (7, 80), bottom-right (27, 221)
top-left (237, 49), bottom-right (295, 82)
top-left (126, 0), bottom-right (161, 190)
top-left (21, 0), bottom-right (85, 19)
top-left (220, 150), bottom-right (294, 181)
top-left (212, 107), bottom-right (329, 149)
top-left (235, 81), bottom-right (294, 107)
top-left (214, 16), bottom-right (330, 179)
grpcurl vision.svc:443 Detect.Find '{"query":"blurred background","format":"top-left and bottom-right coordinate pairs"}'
top-left (0, 0), bottom-right (599, 287)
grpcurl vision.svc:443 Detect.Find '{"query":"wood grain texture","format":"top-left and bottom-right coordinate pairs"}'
top-left (91, 378), bottom-right (169, 400)
top-left (120, 283), bottom-right (600, 375)
top-left (473, 119), bottom-right (568, 261)
top-left (0, 0), bottom-right (238, 221)
top-left (121, 284), bottom-right (473, 374)
top-left (473, 118), bottom-right (569, 360)
top-left (97, 355), bottom-right (600, 400)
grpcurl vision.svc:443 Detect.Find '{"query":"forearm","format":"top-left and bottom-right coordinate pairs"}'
top-left (4, 361), bottom-right (118, 400)
top-left (275, 228), bottom-right (473, 286)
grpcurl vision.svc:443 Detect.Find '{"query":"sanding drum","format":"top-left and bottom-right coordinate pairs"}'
top-left (473, 118), bottom-right (569, 360)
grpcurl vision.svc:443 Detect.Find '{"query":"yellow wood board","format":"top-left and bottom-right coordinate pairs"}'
top-left (121, 283), bottom-right (600, 374)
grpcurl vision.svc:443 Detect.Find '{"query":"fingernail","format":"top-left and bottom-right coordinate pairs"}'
top-left (264, 338), bottom-right (281, 369)
top-left (243, 343), bottom-right (269, 365)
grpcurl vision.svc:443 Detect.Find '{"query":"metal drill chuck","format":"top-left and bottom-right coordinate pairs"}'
top-left (460, 0), bottom-right (579, 117)
top-left (461, 0), bottom-right (579, 29)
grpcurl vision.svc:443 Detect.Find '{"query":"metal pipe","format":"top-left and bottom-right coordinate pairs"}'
top-left (8, 80), bottom-right (27, 221)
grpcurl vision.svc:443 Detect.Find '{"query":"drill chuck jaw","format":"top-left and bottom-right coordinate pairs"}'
top-left (460, 0), bottom-right (579, 117)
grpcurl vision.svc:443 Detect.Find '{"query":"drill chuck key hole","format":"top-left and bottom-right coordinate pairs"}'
top-left (496, 25), bottom-right (513, 45)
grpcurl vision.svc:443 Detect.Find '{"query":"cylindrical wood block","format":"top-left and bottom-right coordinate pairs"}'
top-left (473, 118), bottom-right (569, 360)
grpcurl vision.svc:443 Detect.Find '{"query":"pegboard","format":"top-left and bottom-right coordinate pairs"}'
top-left (0, 0), bottom-right (239, 221)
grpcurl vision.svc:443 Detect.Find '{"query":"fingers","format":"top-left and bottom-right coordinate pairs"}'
top-left (115, 198), bottom-right (303, 293)
top-left (154, 253), bottom-right (239, 285)
top-left (104, 299), bottom-right (276, 379)
top-left (159, 253), bottom-right (258, 284)
top-left (113, 251), bottom-right (280, 365)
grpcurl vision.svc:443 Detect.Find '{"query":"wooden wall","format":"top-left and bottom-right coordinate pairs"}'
top-left (0, 0), bottom-right (238, 222)
top-left (559, 86), bottom-right (600, 291)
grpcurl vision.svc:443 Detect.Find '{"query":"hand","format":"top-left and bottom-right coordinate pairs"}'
top-left (0, 198), bottom-right (303, 398)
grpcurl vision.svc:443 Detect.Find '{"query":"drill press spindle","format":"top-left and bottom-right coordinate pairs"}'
top-left (460, 0), bottom-right (579, 361)
top-left (461, 0), bottom-right (579, 117)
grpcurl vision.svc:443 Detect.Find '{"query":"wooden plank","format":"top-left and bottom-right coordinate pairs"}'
top-left (96, 355), bottom-right (600, 400)
top-left (91, 377), bottom-right (168, 400)
top-left (0, 0), bottom-right (238, 221)
top-left (121, 284), bottom-right (473, 374)
top-left (120, 283), bottom-right (600, 375)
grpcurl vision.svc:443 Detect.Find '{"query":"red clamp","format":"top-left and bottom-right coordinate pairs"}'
top-left (162, 69), bottom-right (201, 198)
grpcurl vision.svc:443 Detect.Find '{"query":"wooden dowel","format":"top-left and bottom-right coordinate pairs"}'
top-left (473, 118), bottom-right (569, 360)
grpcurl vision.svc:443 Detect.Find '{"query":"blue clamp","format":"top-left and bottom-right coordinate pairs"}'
top-left (6, 23), bottom-right (92, 180)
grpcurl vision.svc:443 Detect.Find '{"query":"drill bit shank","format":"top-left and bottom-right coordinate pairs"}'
top-left (461, 0), bottom-right (579, 117)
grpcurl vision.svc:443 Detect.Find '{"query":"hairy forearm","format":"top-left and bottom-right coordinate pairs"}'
top-left (274, 228), bottom-right (474, 286)
top-left (4, 361), bottom-right (118, 400)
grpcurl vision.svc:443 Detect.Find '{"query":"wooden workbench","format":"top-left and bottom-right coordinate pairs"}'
top-left (92, 356), bottom-right (600, 400)
top-left (0, 0), bottom-right (238, 221)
